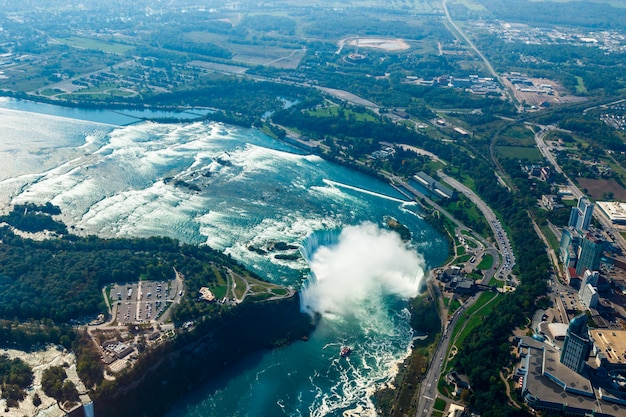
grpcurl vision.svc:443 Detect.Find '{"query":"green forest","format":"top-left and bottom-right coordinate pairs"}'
top-left (0, 205), bottom-right (262, 323)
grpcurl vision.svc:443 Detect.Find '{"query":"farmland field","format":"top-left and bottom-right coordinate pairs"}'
top-left (496, 146), bottom-right (543, 161)
top-left (577, 178), bottom-right (626, 201)
top-left (56, 36), bottom-right (135, 54)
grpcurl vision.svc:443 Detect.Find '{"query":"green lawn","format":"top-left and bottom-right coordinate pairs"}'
top-left (233, 275), bottom-right (248, 299)
top-left (540, 224), bottom-right (560, 253)
top-left (307, 105), bottom-right (378, 122)
top-left (449, 0), bottom-right (486, 11)
top-left (212, 284), bottom-right (227, 299)
top-left (456, 254), bottom-right (471, 264)
top-left (465, 238), bottom-right (478, 249)
top-left (451, 292), bottom-right (500, 348)
top-left (477, 254), bottom-right (494, 270)
top-left (434, 397), bottom-right (447, 411)
top-left (271, 287), bottom-right (289, 296)
top-left (496, 146), bottom-right (543, 161)
top-left (57, 36), bottom-right (135, 54)
top-left (489, 276), bottom-right (505, 288)
top-left (501, 125), bottom-right (535, 144)
top-left (448, 298), bottom-right (462, 315)
top-left (38, 88), bottom-right (64, 96)
top-left (575, 76), bottom-right (588, 94)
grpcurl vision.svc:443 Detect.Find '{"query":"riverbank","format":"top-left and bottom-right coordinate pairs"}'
top-left (93, 293), bottom-right (315, 417)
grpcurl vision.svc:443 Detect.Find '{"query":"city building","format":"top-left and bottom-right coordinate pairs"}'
top-left (589, 329), bottom-right (626, 369)
top-left (517, 337), bottom-right (615, 417)
top-left (582, 270), bottom-right (600, 287)
top-left (579, 284), bottom-right (599, 309)
top-left (559, 227), bottom-right (581, 268)
top-left (578, 270), bottom-right (600, 309)
top-left (560, 314), bottom-right (592, 374)
top-left (413, 171), bottom-right (457, 199)
top-left (576, 231), bottom-right (606, 276)
top-left (597, 201), bottom-right (626, 225)
top-left (541, 194), bottom-right (563, 210)
top-left (569, 197), bottom-right (594, 232)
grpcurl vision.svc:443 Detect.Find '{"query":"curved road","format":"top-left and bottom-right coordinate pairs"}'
top-left (437, 170), bottom-right (515, 274)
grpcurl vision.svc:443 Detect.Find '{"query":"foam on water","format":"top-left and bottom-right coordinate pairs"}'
top-left (300, 223), bottom-right (426, 416)
top-left (323, 179), bottom-right (408, 203)
top-left (1, 103), bottom-right (449, 417)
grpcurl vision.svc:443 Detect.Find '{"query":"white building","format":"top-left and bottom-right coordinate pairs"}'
top-left (579, 283), bottom-right (599, 309)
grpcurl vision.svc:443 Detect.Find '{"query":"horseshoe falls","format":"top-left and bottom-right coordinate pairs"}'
top-left (0, 98), bottom-right (448, 417)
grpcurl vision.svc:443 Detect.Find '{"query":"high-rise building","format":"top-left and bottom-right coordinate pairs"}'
top-left (581, 270), bottom-right (599, 287)
top-left (568, 197), bottom-right (594, 232)
top-left (579, 284), bottom-right (599, 309)
top-left (576, 232), bottom-right (605, 276)
top-left (560, 314), bottom-right (591, 374)
top-left (559, 227), bottom-right (581, 268)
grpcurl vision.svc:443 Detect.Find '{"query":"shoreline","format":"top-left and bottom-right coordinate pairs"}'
top-left (2, 98), bottom-right (449, 416)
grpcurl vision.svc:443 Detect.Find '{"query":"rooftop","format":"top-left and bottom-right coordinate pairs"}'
top-left (590, 329), bottom-right (626, 366)
top-left (597, 201), bottom-right (626, 224)
top-left (518, 337), bottom-right (626, 416)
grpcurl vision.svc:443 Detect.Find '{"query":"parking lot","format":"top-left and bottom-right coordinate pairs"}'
top-left (491, 219), bottom-right (516, 273)
top-left (111, 280), bottom-right (173, 324)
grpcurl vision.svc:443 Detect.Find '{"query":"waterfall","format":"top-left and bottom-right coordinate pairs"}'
top-left (298, 223), bottom-right (424, 317)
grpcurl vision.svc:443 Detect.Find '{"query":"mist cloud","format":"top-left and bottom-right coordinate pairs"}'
top-left (301, 222), bottom-right (425, 317)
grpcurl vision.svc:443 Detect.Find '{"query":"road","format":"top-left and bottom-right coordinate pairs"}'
top-left (393, 167), bottom-right (513, 416)
top-left (383, 142), bottom-right (447, 165)
top-left (533, 124), bottom-right (566, 177)
top-left (437, 171), bottom-right (516, 277)
top-left (441, 0), bottom-right (516, 105)
top-left (414, 292), bottom-right (487, 417)
top-left (533, 124), bottom-right (626, 253)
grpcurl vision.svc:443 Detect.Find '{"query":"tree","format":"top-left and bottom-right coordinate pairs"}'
top-left (41, 366), bottom-right (67, 402)
top-left (62, 380), bottom-right (79, 402)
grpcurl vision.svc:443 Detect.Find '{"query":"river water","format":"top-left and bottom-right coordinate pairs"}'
top-left (0, 98), bottom-right (448, 416)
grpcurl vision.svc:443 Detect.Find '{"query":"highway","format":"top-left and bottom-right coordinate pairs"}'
top-left (441, 0), bottom-right (496, 79)
top-left (441, 0), bottom-right (517, 105)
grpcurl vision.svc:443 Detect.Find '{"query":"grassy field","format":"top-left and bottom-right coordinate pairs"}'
top-left (57, 36), bottom-right (134, 54)
top-left (496, 146), bottom-right (543, 161)
top-left (601, 156), bottom-right (626, 182)
top-left (477, 254), bottom-right (494, 270)
top-left (499, 125), bottom-right (536, 146)
top-left (448, 298), bottom-right (462, 314)
top-left (433, 397), bottom-right (447, 411)
top-left (540, 224), bottom-right (560, 253)
top-left (252, 0), bottom-right (438, 12)
top-left (207, 39), bottom-right (307, 69)
top-left (450, 0), bottom-right (486, 11)
top-left (38, 88), bottom-right (65, 97)
top-left (307, 105), bottom-right (378, 122)
top-left (575, 75), bottom-right (588, 94)
top-left (233, 275), bottom-right (248, 299)
top-left (456, 254), bottom-right (472, 264)
top-left (489, 276), bottom-right (505, 288)
top-left (451, 292), bottom-right (500, 348)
